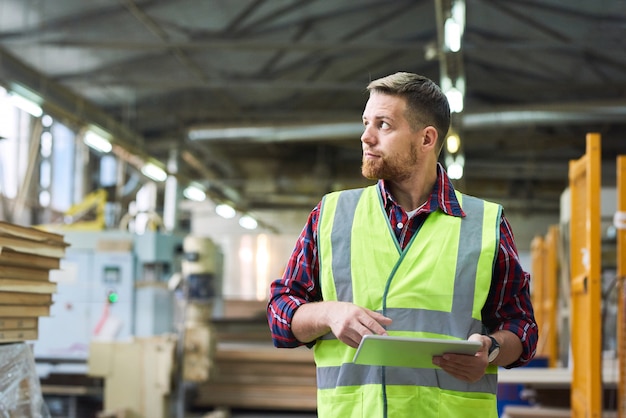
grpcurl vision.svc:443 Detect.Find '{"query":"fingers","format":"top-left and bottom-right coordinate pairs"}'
top-left (433, 349), bottom-right (490, 382)
top-left (366, 308), bottom-right (393, 326)
top-left (329, 303), bottom-right (392, 347)
top-left (341, 332), bottom-right (363, 348)
top-left (433, 335), bottom-right (490, 381)
top-left (468, 333), bottom-right (490, 354)
top-left (342, 313), bottom-right (390, 348)
top-left (360, 310), bottom-right (391, 336)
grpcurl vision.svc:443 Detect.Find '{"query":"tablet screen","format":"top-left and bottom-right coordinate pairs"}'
top-left (352, 334), bottom-right (482, 369)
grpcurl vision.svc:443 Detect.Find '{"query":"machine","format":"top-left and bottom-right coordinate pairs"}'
top-left (34, 230), bottom-right (184, 363)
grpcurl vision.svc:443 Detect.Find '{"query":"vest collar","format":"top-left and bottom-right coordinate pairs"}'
top-left (378, 163), bottom-right (465, 218)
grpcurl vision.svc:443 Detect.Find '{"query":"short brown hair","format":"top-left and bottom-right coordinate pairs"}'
top-left (367, 72), bottom-right (450, 153)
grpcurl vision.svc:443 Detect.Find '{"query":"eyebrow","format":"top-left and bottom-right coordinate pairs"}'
top-left (363, 114), bottom-right (393, 122)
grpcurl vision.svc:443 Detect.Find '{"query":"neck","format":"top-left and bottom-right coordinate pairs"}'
top-left (387, 165), bottom-right (438, 211)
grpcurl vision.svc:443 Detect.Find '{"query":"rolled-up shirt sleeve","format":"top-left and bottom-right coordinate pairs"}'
top-left (267, 206), bottom-right (321, 348)
top-left (482, 214), bottom-right (538, 368)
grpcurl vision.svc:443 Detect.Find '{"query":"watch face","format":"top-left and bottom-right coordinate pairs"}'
top-left (488, 336), bottom-right (500, 362)
top-left (488, 346), bottom-right (500, 362)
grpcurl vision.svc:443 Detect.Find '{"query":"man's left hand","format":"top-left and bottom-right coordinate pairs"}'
top-left (431, 333), bottom-right (491, 382)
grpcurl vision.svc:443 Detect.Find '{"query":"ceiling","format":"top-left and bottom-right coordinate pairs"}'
top-left (1, 0), bottom-right (625, 229)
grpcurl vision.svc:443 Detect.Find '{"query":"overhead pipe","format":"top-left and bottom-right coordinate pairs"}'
top-left (462, 101), bottom-right (626, 129)
top-left (187, 98), bottom-right (626, 142)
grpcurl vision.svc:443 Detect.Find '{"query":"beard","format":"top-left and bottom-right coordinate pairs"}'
top-left (361, 141), bottom-right (419, 181)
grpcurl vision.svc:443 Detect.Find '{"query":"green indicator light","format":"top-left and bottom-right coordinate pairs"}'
top-left (108, 291), bottom-right (119, 304)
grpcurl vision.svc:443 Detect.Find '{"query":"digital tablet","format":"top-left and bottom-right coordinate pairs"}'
top-left (352, 334), bottom-right (482, 369)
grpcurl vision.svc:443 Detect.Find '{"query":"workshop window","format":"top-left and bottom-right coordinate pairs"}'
top-left (48, 122), bottom-right (76, 212)
top-left (0, 87), bottom-right (31, 200)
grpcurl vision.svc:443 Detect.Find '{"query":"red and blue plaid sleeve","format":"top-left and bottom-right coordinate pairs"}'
top-left (482, 215), bottom-right (538, 368)
top-left (267, 204), bottom-right (321, 347)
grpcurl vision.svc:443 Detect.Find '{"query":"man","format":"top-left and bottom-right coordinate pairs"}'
top-left (267, 72), bottom-right (537, 418)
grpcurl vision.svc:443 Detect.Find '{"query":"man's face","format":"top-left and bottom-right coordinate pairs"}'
top-left (361, 92), bottom-right (421, 181)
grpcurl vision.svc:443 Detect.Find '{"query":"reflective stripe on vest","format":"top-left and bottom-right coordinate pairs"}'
top-left (314, 185), bottom-right (501, 418)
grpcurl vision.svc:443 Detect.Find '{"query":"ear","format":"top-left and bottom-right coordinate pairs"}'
top-left (420, 126), bottom-right (439, 151)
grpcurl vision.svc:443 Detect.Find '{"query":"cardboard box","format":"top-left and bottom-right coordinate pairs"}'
top-left (88, 335), bottom-right (176, 418)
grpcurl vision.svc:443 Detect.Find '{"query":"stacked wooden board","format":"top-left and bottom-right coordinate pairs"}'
top-left (193, 301), bottom-right (317, 412)
top-left (0, 221), bottom-right (68, 343)
top-left (193, 342), bottom-right (317, 411)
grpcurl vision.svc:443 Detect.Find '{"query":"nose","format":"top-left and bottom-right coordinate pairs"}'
top-left (361, 125), bottom-right (375, 146)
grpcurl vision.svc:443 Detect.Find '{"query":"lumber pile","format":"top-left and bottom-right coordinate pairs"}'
top-left (0, 221), bottom-right (68, 343)
top-left (193, 342), bottom-right (317, 411)
top-left (192, 301), bottom-right (317, 411)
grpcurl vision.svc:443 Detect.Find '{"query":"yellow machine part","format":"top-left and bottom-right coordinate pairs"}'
top-left (38, 189), bottom-right (107, 231)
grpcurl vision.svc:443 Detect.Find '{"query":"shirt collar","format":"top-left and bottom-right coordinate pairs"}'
top-left (378, 162), bottom-right (465, 217)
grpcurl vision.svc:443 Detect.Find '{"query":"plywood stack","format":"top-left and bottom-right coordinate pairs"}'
top-left (0, 221), bottom-right (68, 343)
top-left (192, 300), bottom-right (318, 412)
top-left (193, 342), bottom-right (317, 411)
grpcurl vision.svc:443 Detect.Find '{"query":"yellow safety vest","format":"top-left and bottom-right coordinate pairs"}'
top-left (314, 185), bottom-right (501, 418)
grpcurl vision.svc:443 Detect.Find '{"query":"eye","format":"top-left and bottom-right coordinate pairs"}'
top-left (381, 121), bottom-right (390, 130)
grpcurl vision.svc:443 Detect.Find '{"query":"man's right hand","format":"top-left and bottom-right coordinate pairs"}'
top-left (292, 301), bottom-right (392, 348)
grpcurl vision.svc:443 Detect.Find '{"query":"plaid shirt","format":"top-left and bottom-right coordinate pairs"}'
top-left (267, 163), bottom-right (538, 367)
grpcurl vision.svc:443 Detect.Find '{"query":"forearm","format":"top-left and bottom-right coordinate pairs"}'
top-left (291, 302), bottom-right (332, 343)
top-left (490, 330), bottom-right (523, 368)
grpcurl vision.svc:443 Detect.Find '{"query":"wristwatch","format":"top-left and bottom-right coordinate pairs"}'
top-left (487, 335), bottom-right (500, 363)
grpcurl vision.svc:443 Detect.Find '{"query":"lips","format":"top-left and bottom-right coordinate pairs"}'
top-left (363, 149), bottom-right (380, 158)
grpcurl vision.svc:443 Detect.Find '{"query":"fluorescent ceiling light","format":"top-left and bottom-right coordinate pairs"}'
top-left (188, 122), bottom-right (363, 142)
top-left (446, 134), bottom-right (461, 154)
top-left (215, 203), bottom-right (236, 219)
top-left (8, 92), bottom-right (43, 117)
top-left (451, 1), bottom-right (466, 33)
top-left (447, 162), bottom-right (464, 180)
top-left (84, 130), bottom-right (112, 153)
top-left (444, 18), bottom-right (462, 52)
top-left (141, 162), bottom-right (168, 182)
top-left (183, 184), bottom-right (206, 202)
top-left (445, 154), bottom-right (465, 180)
top-left (42, 115), bottom-right (54, 127)
top-left (445, 87), bottom-right (464, 113)
top-left (239, 215), bottom-right (258, 230)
